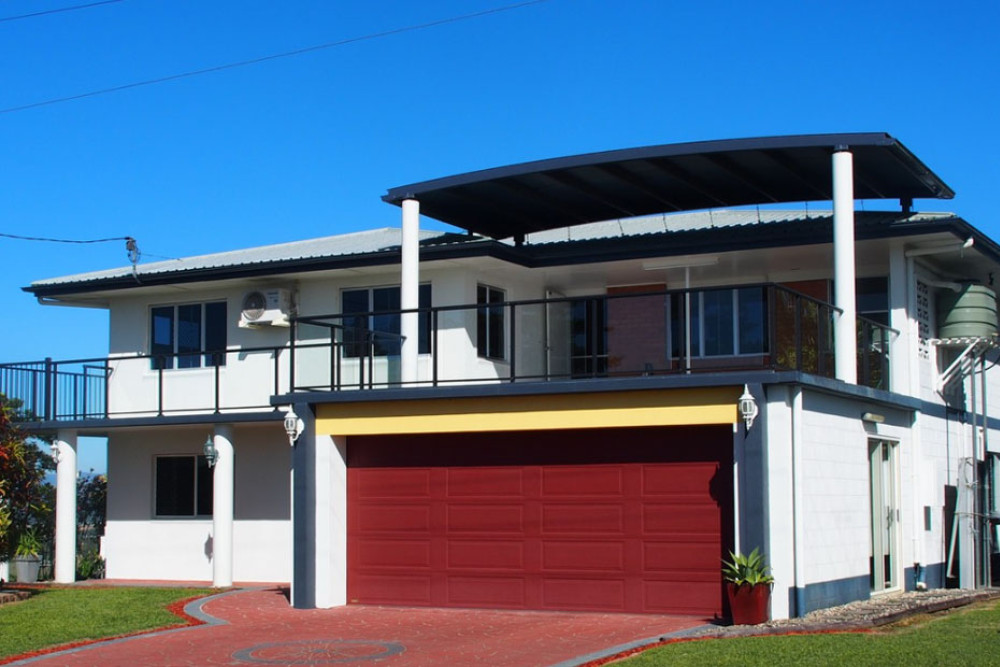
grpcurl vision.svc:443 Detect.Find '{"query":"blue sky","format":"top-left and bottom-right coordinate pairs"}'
top-left (2, 0), bottom-right (998, 470)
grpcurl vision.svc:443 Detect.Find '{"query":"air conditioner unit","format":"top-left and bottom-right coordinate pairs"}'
top-left (239, 288), bottom-right (294, 328)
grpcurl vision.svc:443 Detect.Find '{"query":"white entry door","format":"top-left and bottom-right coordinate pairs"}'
top-left (870, 438), bottom-right (900, 591)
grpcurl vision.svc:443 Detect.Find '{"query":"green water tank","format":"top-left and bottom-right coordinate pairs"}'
top-left (938, 284), bottom-right (999, 339)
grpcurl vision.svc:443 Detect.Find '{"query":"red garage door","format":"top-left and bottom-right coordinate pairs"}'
top-left (347, 425), bottom-right (732, 615)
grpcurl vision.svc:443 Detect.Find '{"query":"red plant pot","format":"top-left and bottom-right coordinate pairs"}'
top-left (726, 582), bottom-right (771, 625)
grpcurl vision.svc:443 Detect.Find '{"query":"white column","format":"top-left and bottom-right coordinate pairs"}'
top-left (401, 198), bottom-right (420, 385)
top-left (833, 149), bottom-right (858, 384)
top-left (212, 425), bottom-right (234, 588)
top-left (888, 243), bottom-right (910, 394)
top-left (54, 430), bottom-right (78, 584)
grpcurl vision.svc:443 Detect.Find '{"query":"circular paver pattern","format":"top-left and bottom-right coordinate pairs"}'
top-left (232, 639), bottom-right (405, 664)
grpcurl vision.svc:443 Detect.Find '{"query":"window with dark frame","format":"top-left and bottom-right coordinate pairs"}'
top-left (570, 297), bottom-right (607, 376)
top-left (477, 285), bottom-right (506, 360)
top-left (341, 285), bottom-right (431, 357)
top-left (670, 287), bottom-right (768, 358)
top-left (154, 455), bottom-right (213, 517)
top-left (150, 301), bottom-right (227, 369)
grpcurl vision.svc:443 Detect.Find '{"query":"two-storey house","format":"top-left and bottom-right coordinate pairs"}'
top-left (5, 133), bottom-right (999, 621)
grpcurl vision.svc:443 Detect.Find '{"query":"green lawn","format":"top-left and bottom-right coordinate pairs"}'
top-left (0, 587), bottom-right (213, 660)
top-left (619, 600), bottom-right (1000, 667)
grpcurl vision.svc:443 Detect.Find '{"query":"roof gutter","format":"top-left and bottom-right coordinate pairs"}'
top-left (37, 296), bottom-right (109, 310)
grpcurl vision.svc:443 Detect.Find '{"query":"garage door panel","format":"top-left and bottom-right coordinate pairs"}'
top-left (542, 504), bottom-right (624, 534)
top-left (543, 577), bottom-right (626, 610)
top-left (643, 541), bottom-right (722, 572)
top-left (354, 574), bottom-right (432, 605)
top-left (447, 576), bottom-right (527, 606)
top-left (643, 580), bottom-right (721, 614)
top-left (356, 539), bottom-right (431, 568)
top-left (447, 504), bottom-right (524, 533)
top-left (542, 541), bottom-right (625, 571)
top-left (447, 468), bottom-right (525, 496)
top-left (355, 468), bottom-right (432, 498)
top-left (356, 504), bottom-right (431, 532)
top-left (447, 541), bottom-right (525, 570)
top-left (642, 463), bottom-right (722, 495)
top-left (348, 426), bottom-right (732, 615)
top-left (542, 466), bottom-right (624, 496)
top-left (643, 504), bottom-right (722, 534)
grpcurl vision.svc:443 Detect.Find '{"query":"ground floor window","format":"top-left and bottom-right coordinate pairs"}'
top-left (155, 455), bottom-right (213, 517)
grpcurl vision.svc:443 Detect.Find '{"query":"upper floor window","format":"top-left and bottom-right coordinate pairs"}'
top-left (151, 301), bottom-right (228, 370)
top-left (671, 287), bottom-right (767, 358)
top-left (570, 297), bottom-right (607, 375)
top-left (477, 285), bottom-right (506, 360)
top-left (857, 277), bottom-right (889, 326)
top-left (154, 454), bottom-right (213, 518)
top-left (342, 285), bottom-right (431, 357)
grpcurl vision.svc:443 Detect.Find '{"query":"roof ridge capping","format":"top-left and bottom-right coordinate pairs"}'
top-left (381, 132), bottom-right (955, 240)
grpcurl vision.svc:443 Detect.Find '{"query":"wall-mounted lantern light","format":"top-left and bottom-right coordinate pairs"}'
top-left (50, 442), bottom-right (62, 465)
top-left (738, 385), bottom-right (759, 431)
top-left (203, 435), bottom-right (218, 468)
top-left (284, 408), bottom-right (304, 447)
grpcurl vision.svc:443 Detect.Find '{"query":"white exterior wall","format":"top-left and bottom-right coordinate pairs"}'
top-left (104, 425), bottom-right (291, 582)
top-left (765, 386), bottom-right (918, 618)
top-left (801, 394), bottom-right (914, 591)
top-left (107, 291), bottom-right (291, 415)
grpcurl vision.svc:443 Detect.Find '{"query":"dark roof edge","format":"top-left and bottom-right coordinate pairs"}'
top-left (25, 213), bottom-right (994, 300)
top-left (383, 132), bottom-right (954, 203)
top-left (22, 239), bottom-right (526, 299)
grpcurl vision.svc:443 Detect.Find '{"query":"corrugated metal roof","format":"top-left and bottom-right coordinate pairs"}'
top-left (29, 227), bottom-right (449, 288)
top-left (26, 209), bottom-right (963, 294)
top-left (520, 209), bottom-right (955, 245)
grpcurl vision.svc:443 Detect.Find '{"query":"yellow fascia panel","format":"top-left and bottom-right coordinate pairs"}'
top-left (315, 387), bottom-right (739, 436)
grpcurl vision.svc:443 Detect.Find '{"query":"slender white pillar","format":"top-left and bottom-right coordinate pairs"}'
top-left (212, 425), bottom-right (234, 587)
top-left (888, 243), bottom-right (910, 394)
top-left (832, 149), bottom-right (858, 384)
top-left (54, 430), bottom-right (78, 583)
top-left (401, 198), bottom-right (420, 385)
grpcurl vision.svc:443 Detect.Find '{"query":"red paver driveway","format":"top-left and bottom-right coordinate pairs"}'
top-left (6, 587), bottom-right (711, 666)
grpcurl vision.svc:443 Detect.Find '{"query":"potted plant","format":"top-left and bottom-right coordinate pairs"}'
top-left (13, 529), bottom-right (43, 583)
top-left (722, 547), bottom-right (774, 625)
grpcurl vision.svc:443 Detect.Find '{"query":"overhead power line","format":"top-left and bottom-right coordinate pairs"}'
top-left (0, 0), bottom-right (126, 24)
top-left (0, 231), bottom-right (131, 244)
top-left (0, 232), bottom-right (140, 264)
top-left (0, 0), bottom-right (552, 114)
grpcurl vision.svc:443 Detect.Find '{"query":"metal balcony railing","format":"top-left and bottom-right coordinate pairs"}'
top-left (0, 345), bottom-right (287, 422)
top-left (1, 283), bottom-right (897, 423)
top-left (289, 284), bottom-right (887, 392)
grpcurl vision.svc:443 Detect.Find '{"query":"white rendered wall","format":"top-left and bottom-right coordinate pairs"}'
top-left (104, 425), bottom-right (291, 582)
top-left (107, 292), bottom-right (291, 416)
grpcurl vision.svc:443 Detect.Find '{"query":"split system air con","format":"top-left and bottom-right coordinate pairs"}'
top-left (239, 288), bottom-right (295, 328)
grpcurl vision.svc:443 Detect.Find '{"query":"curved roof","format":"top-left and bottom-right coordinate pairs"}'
top-left (383, 132), bottom-right (954, 239)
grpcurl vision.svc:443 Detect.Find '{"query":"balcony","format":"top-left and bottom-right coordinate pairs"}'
top-left (1, 284), bottom-right (894, 424)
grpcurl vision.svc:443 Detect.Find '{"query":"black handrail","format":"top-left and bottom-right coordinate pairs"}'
top-left (1, 282), bottom-right (889, 422)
